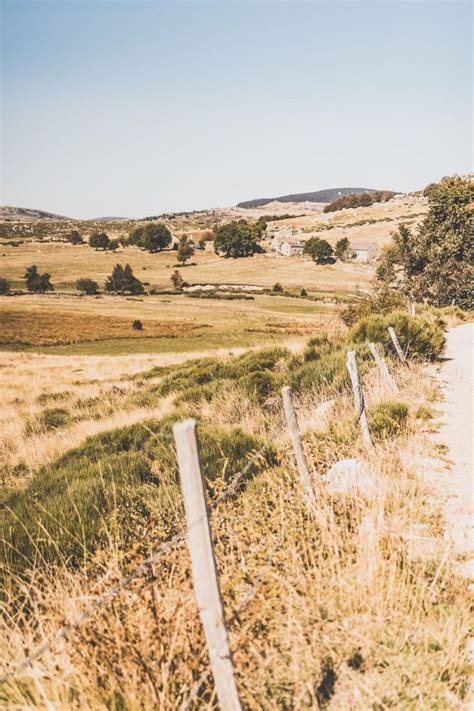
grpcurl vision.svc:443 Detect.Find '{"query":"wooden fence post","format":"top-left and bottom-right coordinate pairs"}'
top-left (173, 419), bottom-right (242, 711)
top-left (346, 351), bottom-right (374, 452)
top-left (368, 342), bottom-right (398, 392)
top-left (281, 386), bottom-right (316, 507)
top-left (387, 327), bottom-right (407, 364)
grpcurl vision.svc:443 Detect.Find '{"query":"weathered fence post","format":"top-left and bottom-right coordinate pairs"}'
top-left (387, 326), bottom-right (407, 364)
top-left (173, 419), bottom-right (242, 711)
top-left (281, 386), bottom-right (316, 507)
top-left (368, 342), bottom-right (398, 392)
top-left (346, 351), bottom-right (374, 452)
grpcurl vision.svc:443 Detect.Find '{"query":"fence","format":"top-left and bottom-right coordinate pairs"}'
top-left (1, 329), bottom-right (405, 706)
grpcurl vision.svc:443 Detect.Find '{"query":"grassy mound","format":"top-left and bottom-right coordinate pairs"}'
top-left (1, 415), bottom-right (275, 575)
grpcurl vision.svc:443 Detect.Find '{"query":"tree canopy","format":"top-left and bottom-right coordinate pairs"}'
top-left (304, 237), bottom-right (334, 264)
top-left (89, 232), bottom-right (111, 250)
top-left (177, 239), bottom-right (195, 265)
top-left (376, 176), bottom-right (473, 309)
top-left (24, 265), bottom-right (54, 293)
top-left (213, 220), bottom-right (265, 258)
top-left (105, 264), bottom-right (144, 295)
top-left (128, 223), bottom-right (172, 252)
top-left (335, 237), bottom-right (350, 260)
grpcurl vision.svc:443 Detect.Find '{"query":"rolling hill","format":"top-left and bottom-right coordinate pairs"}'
top-left (236, 187), bottom-right (382, 209)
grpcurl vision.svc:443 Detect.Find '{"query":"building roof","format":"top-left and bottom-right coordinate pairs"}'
top-left (352, 242), bottom-right (379, 251)
top-left (282, 238), bottom-right (302, 247)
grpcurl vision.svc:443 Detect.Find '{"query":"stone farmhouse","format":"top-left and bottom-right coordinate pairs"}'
top-left (349, 242), bottom-right (380, 263)
top-left (269, 229), bottom-right (304, 256)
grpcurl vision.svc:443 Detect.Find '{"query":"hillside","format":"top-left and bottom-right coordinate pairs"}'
top-left (0, 206), bottom-right (70, 221)
top-left (236, 187), bottom-right (380, 209)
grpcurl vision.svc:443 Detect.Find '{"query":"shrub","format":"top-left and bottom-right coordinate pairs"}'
top-left (39, 407), bottom-right (70, 430)
top-left (237, 370), bottom-right (279, 403)
top-left (272, 282), bottom-right (284, 293)
top-left (340, 285), bottom-right (406, 326)
top-left (89, 231), bottom-right (111, 250)
top-left (76, 278), bottom-right (99, 295)
top-left (348, 312), bottom-right (446, 361)
top-left (368, 401), bottom-right (409, 439)
top-left (414, 404), bottom-right (435, 420)
top-left (24, 265), bottom-right (54, 293)
top-left (300, 288), bottom-right (308, 297)
top-left (132, 319), bottom-right (143, 331)
top-left (0, 277), bottom-right (11, 295)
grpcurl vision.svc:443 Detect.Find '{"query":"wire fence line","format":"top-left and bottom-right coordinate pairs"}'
top-left (1, 331), bottom-right (403, 697)
top-left (0, 419), bottom-right (287, 686)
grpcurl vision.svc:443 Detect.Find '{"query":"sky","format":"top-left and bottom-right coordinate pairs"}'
top-left (1, 0), bottom-right (472, 218)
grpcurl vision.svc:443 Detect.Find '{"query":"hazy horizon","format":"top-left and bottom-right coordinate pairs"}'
top-left (1, 0), bottom-right (472, 219)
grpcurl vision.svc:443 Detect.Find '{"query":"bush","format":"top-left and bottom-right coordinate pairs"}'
top-left (272, 282), bottom-right (284, 293)
top-left (368, 401), bottom-right (409, 439)
top-left (24, 265), bottom-right (54, 293)
top-left (105, 264), bottom-right (144, 295)
top-left (237, 370), bottom-right (279, 403)
top-left (340, 286), bottom-right (406, 326)
top-left (39, 407), bottom-right (70, 430)
top-left (348, 312), bottom-right (446, 361)
top-left (132, 319), bottom-right (143, 330)
top-left (0, 277), bottom-right (11, 295)
top-left (76, 278), bottom-right (99, 295)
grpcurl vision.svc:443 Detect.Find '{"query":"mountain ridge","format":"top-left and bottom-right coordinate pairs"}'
top-left (236, 187), bottom-right (382, 209)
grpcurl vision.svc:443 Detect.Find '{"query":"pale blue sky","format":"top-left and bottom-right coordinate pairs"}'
top-left (1, 0), bottom-right (472, 218)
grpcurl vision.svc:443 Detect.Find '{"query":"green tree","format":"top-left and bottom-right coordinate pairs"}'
top-left (129, 223), bottom-right (172, 252)
top-left (377, 176), bottom-right (473, 308)
top-left (24, 265), bottom-right (54, 293)
top-left (335, 237), bottom-right (350, 261)
top-left (213, 220), bottom-right (263, 258)
top-left (105, 264), bottom-right (144, 295)
top-left (170, 269), bottom-right (184, 290)
top-left (89, 231), bottom-right (111, 250)
top-left (0, 278), bottom-right (10, 295)
top-left (177, 239), bottom-right (195, 266)
top-left (304, 238), bottom-right (334, 264)
top-left (76, 278), bottom-right (99, 295)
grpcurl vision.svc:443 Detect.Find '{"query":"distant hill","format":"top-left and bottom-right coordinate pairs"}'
top-left (0, 206), bottom-right (70, 221)
top-left (236, 187), bottom-right (378, 209)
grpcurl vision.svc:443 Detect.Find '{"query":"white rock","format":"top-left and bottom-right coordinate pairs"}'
top-left (323, 458), bottom-right (377, 497)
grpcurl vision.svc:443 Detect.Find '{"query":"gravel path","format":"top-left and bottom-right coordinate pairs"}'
top-left (434, 322), bottom-right (474, 574)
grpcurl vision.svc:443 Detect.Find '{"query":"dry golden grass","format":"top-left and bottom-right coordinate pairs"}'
top-left (0, 309), bottom-right (208, 346)
top-left (0, 355), bottom-right (471, 708)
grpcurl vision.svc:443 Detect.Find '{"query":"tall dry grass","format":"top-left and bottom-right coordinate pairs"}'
top-left (0, 354), bottom-right (471, 708)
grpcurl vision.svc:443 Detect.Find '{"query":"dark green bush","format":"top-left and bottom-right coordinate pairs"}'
top-left (237, 370), bottom-right (279, 403)
top-left (1, 416), bottom-right (275, 575)
top-left (39, 407), bottom-right (70, 430)
top-left (368, 401), bottom-right (409, 439)
top-left (348, 312), bottom-right (446, 361)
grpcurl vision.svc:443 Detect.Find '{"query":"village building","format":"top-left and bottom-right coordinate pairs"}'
top-left (279, 238), bottom-right (304, 257)
top-left (349, 242), bottom-right (380, 263)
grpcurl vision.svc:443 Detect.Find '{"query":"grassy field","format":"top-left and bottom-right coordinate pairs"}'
top-left (0, 240), bottom-right (373, 292)
top-left (0, 292), bottom-right (343, 355)
top-left (0, 318), bottom-right (471, 708)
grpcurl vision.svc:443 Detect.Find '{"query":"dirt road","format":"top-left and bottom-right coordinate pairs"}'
top-left (434, 322), bottom-right (473, 573)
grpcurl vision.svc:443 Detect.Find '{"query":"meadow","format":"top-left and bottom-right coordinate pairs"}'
top-left (1, 310), bottom-right (471, 709)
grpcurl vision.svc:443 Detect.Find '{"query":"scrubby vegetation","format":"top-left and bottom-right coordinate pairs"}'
top-left (323, 190), bottom-right (396, 213)
top-left (348, 312), bottom-right (446, 360)
top-left (377, 176), bottom-right (473, 309)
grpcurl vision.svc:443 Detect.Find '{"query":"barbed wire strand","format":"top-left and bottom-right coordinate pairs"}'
top-left (0, 420), bottom-right (286, 686)
top-left (181, 536), bottom-right (283, 711)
